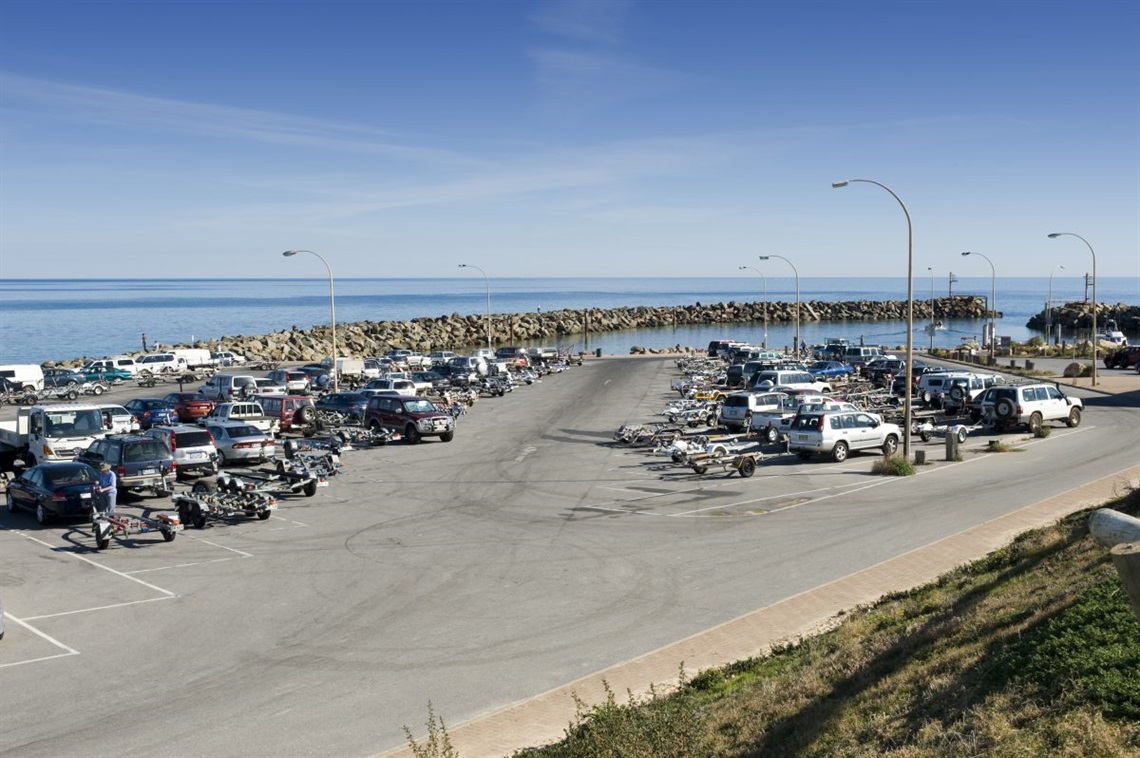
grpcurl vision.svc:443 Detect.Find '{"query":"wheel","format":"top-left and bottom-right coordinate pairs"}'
top-left (922, 390), bottom-right (932, 405)
top-left (920, 430), bottom-right (931, 443)
top-left (92, 384), bottom-right (104, 395)
top-left (36, 502), bottom-right (51, 525)
top-left (295, 406), bottom-right (315, 426)
top-left (949, 386), bottom-right (965, 403)
top-left (957, 426), bottom-right (968, 444)
top-left (710, 446), bottom-right (728, 457)
top-left (994, 398), bottom-right (1016, 420)
top-left (440, 431), bottom-right (454, 442)
top-left (691, 465), bottom-right (707, 475)
top-left (161, 529), bottom-right (176, 542)
top-left (369, 420), bottom-right (382, 433)
top-left (6, 492), bottom-right (18, 514)
top-left (765, 426), bottom-right (778, 444)
top-left (404, 424), bottom-right (421, 444)
top-left (881, 435), bottom-right (898, 456)
top-left (192, 479), bottom-right (217, 494)
top-left (1028, 412), bottom-right (1043, 434)
top-left (257, 509), bottom-right (273, 519)
top-left (831, 441), bottom-right (849, 462)
top-left (96, 533), bottom-right (110, 550)
top-left (303, 480), bottom-right (318, 497)
top-left (1066, 407), bottom-right (1081, 428)
top-left (969, 409), bottom-right (982, 425)
top-left (738, 457), bottom-right (757, 478)
top-left (66, 389), bottom-right (79, 400)
top-left (216, 450), bottom-right (228, 467)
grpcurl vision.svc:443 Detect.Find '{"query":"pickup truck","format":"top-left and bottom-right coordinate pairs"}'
top-left (0, 403), bottom-right (137, 466)
top-left (197, 401), bottom-right (280, 435)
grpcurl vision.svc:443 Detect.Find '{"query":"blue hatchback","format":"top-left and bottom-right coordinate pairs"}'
top-left (124, 398), bottom-right (179, 429)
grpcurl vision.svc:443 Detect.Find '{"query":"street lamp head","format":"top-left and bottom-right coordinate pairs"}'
top-left (282, 250), bottom-right (298, 257)
top-left (738, 266), bottom-right (748, 270)
top-left (458, 263), bottom-right (468, 268)
top-left (757, 255), bottom-right (770, 261)
top-left (831, 180), bottom-right (849, 188)
top-left (1047, 233), bottom-right (1062, 239)
top-left (961, 251), bottom-right (972, 257)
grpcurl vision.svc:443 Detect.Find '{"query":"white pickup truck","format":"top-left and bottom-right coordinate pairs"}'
top-left (0, 403), bottom-right (138, 466)
top-left (197, 402), bottom-right (279, 435)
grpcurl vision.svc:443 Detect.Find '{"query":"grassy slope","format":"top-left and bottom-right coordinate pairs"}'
top-left (515, 489), bottom-right (1140, 758)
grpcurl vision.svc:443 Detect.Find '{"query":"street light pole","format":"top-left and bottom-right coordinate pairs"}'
top-left (283, 249), bottom-right (338, 392)
top-left (961, 251), bottom-right (996, 366)
top-left (928, 266), bottom-right (935, 353)
top-left (757, 255), bottom-right (798, 356)
top-left (738, 266), bottom-right (768, 349)
top-left (1048, 233), bottom-right (1097, 386)
top-left (458, 263), bottom-right (492, 351)
top-left (832, 178), bottom-right (913, 461)
top-left (1046, 264), bottom-right (1065, 345)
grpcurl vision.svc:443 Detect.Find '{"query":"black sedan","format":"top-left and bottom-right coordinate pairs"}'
top-left (5, 461), bottom-right (99, 525)
top-left (313, 392), bottom-right (371, 422)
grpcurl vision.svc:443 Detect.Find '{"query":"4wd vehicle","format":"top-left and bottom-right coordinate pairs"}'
top-left (254, 394), bottom-right (316, 432)
top-left (143, 424), bottom-right (219, 478)
top-left (749, 369), bottom-right (832, 394)
top-left (77, 434), bottom-right (175, 498)
top-left (787, 410), bottom-right (901, 462)
top-left (363, 395), bottom-right (455, 444)
top-left (268, 369), bottom-right (311, 393)
top-left (939, 373), bottom-right (1004, 415)
top-left (1104, 346), bottom-right (1140, 370)
top-left (719, 391), bottom-right (788, 432)
top-left (199, 373), bottom-right (258, 402)
top-left (970, 383), bottom-right (1083, 432)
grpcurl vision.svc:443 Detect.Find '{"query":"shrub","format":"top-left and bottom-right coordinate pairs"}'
top-left (872, 455), bottom-right (916, 476)
top-left (1034, 424), bottom-right (1052, 438)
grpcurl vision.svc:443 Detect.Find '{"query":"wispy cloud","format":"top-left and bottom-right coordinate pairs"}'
top-left (529, 0), bottom-right (634, 44)
top-left (0, 72), bottom-right (482, 166)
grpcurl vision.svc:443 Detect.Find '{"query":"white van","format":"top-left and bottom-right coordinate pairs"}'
top-left (719, 391), bottom-right (789, 432)
top-left (843, 346), bottom-right (885, 370)
top-left (137, 352), bottom-right (189, 374)
top-left (749, 369), bottom-right (832, 394)
top-left (0, 364), bottom-right (45, 392)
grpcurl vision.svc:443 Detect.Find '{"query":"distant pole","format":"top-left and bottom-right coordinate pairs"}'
top-left (458, 263), bottom-right (492, 351)
top-left (1046, 264), bottom-right (1065, 344)
top-left (758, 255), bottom-right (798, 356)
top-left (738, 265), bottom-right (768, 348)
top-left (961, 251), bottom-right (996, 366)
top-left (283, 249), bottom-right (338, 392)
top-left (1049, 233), bottom-right (1097, 386)
top-left (928, 267), bottom-right (935, 353)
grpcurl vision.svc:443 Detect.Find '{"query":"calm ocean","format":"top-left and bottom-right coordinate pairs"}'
top-left (1, 277), bottom-right (1136, 365)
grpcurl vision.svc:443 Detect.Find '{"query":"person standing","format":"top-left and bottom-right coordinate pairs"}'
top-left (94, 462), bottom-right (117, 516)
top-left (142, 332), bottom-right (148, 352)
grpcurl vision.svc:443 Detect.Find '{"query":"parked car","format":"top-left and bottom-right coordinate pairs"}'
top-left (787, 410), bottom-right (901, 462)
top-left (77, 434), bottom-right (175, 498)
top-left (143, 424), bottom-right (219, 478)
top-left (1105, 346), bottom-right (1140, 370)
top-left (807, 360), bottom-right (855, 380)
top-left (970, 384), bottom-right (1083, 432)
top-left (41, 367), bottom-right (88, 389)
top-left (410, 370), bottom-right (451, 391)
top-left (363, 395), bottom-right (455, 444)
top-left (940, 373), bottom-right (1005, 415)
top-left (199, 401), bottom-right (279, 434)
top-left (428, 351), bottom-right (458, 367)
top-left (204, 422), bottom-right (276, 466)
top-left (84, 355), bottom-right (141, 376)
top-left (314, 392), bottom-right (372, 422)
top-left (123, 398), bottom-right (179, 430)
top-left (892, 364), bottom-right (942, 396)
top-left (5, 461), bottom-right (98, 524)
top-left (79, 365), bottom-right (133, 384)
top-left (210, 350), bottom-right (247, 366)
top-left (365, 377), bottom-right (419, 396)
top-left (161, 391), bottom-right (216, 422)
top-left (252, 377), bottom-right (287, 395)
top-left (199, 373), bottom-right (258, 402)
top-left (267, 369), bottom-right (311, 393)
top-left (253, 394), bottom-right (317, 432)
top-left (749, 369), bottom-right (832, 394)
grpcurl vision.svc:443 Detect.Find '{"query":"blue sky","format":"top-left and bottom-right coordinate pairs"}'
top-left (1, 0), bottom-right (1137, 280)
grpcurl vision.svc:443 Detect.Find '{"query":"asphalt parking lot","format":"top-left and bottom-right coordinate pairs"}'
top-left (1, 357), bottom-right (1138, 757)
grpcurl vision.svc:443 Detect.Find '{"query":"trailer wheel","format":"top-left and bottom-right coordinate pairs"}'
top-left (919, 429), bottom-right (931, 442)
top-left (738, 457), bottom-right (757, 478)
top-left (66, 389), bottom-right (79, 400)
top-left (192, 479), bottom-right (217, 494)
top-left (303, 480), bottom-right (318, 497)
top-left (92, 384), bottom-right (104, 395)
top-left (764, 426), bottom-right (779, 444)
top-left (162, 529), bottom-right (176, 542)
top-left (691, 465), bottom-right (707, 475)
top-left (957, 426), bottom-right (968, 444)
top-left (95, 532), bottom-right (110, 551)
top-left (257, 509), bottom-right (273, 520)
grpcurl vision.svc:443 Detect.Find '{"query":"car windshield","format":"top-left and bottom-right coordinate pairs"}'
top-left (402, 399), bottom-right (437, 413)
top-left (44, 466), bottom-right (96, 488)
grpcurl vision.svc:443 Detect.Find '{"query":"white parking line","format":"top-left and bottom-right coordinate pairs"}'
top-left (0, 613), bottom-right (80, 669)
top-left (14, 530), bottom-right (177, 597)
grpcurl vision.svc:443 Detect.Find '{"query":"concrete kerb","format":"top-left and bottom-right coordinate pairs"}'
top-left (385, 464), bottom-right (1140, 758)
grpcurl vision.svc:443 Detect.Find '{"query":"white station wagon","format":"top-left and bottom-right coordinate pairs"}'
top-left (788, 410), bottom-right (902, 462)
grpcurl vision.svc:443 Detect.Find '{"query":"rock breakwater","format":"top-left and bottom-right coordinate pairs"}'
top-left (125, 296), bottom-right (993, 364)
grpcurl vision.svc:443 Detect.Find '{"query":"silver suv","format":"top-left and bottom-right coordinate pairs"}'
top-left (143, 424), bottom-right (219, 479)
top-left (787, 410), bottom-right (901, 462)
top-left (971, 384), bottom-right (1083, 432)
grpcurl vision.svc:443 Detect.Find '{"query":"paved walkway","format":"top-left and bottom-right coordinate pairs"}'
top-left (383, 359), bottom-right (1139, 758)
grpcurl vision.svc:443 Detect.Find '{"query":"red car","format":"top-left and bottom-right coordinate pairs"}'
top-left (162, 392), bottom-right (215, 422)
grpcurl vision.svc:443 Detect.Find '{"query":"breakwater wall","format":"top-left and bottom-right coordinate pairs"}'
top-left (1026, 301), bottom-right (1140, 333)
top-left (136, 296), bottom-right (1001, 364)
